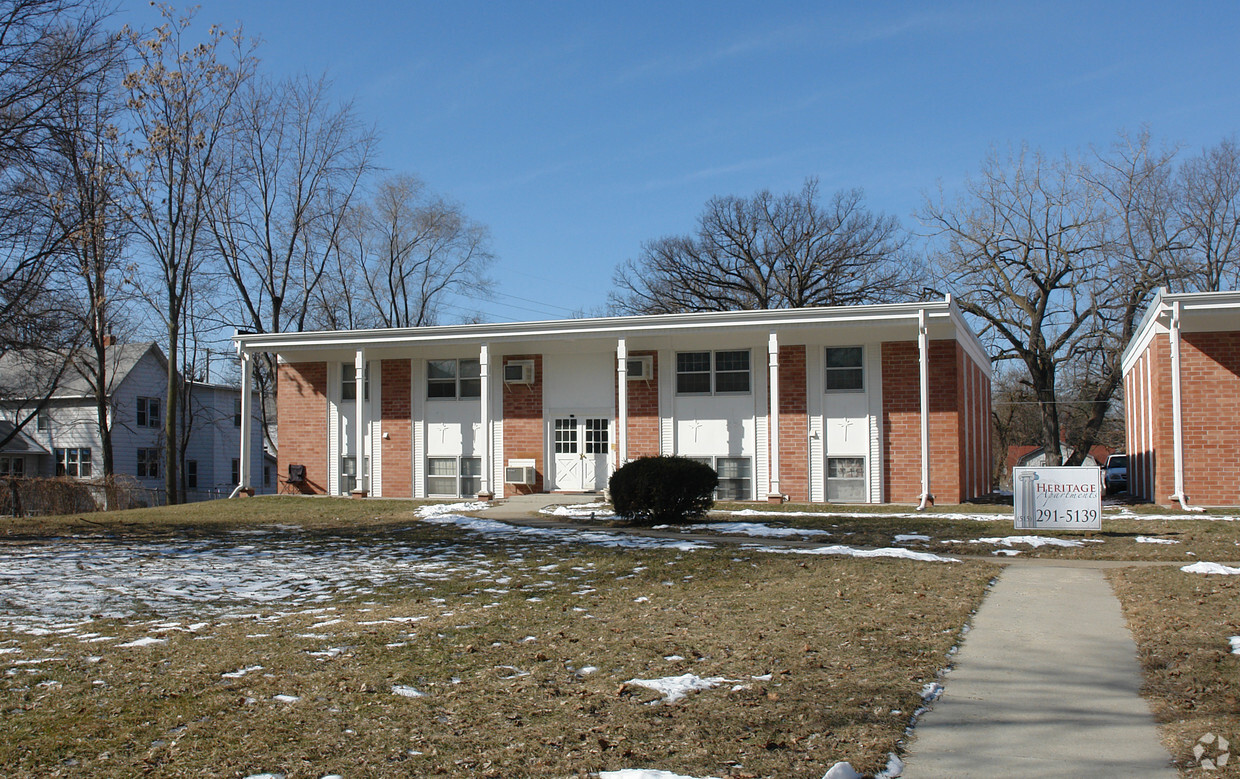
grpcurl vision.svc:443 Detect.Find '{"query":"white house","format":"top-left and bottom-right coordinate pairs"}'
top-left (233, 298), bottom-right (993, 505)
top-left (0, 341), bottom-right (268, 498)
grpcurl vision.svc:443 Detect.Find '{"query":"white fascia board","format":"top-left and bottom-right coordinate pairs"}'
top-left (234, 300), bottom-right (970, 357)
top-left (1121, 289), bottom-right (1240, 374)
top-left (945, 297), bottom-right (992, 379)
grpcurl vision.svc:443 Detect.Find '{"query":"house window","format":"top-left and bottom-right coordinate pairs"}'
top-left (341, 363), bottom-right (369, 401)
top-left (676, 350), bottom-right (750, 394)
top-left (688, 456), bottom-right (752, 501)
top-left (427, 456), bottom-right (482, 497)
top-left (136, 448), bottom-right (159, 479)
top-left (0, 457), bottom-right (23, 477)
top-left (186, 460), bottom-right (198, 489)
top-left (264, 465), bottom-right (271, 486)
top-left (584, 418), bottom-right (608, 454)
top-left (826, 456), bottom-right (866, 502)
top-left (825, 347), bottom-right (864, 392)
top-left (341, 455), bottom-right (367, 493)
top-left (36, 412), bottom-right (48, 431)
top-left (234, 398), bottom-right (242, 427)
top-left (136, 396), bottom-right (161, 428)
top-left (55, 448), bottom-right (92, 478)
top-left (231, 458), bottom-right (240, 485)
top-left (427, 358), bottom-right (481, 399)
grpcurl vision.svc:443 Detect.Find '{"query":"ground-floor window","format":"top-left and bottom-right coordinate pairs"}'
top-left (231, 458), bottom-right (240, 486)
top-left (688, 456), bottom-right (752, 501)
top-left (136, 448), bottom-right (158, 479)
top-left (826, 456), bottom-right (866, 502)
top-left (186, 460), bottom-right (198, 489)
top-left (56, 448), bottom-right (93, 478)
top-left (427, 456), bottom-right (482, 498)
top-left (0, 456), bottom-right (24, 477)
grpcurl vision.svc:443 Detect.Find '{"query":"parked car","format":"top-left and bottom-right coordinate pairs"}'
top-left (1104, 454), bottom-right (1128, 495)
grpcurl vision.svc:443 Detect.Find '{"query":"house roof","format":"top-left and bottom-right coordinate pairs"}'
top-left (0, 421), bottom-right (49, 455)
top-left (0, 342), bottom-right (164, 401)
top-left (233, 296), bottom-right (992, 377)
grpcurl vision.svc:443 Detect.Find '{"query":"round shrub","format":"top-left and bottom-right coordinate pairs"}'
top-left (609, 456), bottom-right (717, 526)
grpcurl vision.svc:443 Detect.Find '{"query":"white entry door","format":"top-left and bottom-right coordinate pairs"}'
top-left (553, 416), bottom-right (609, 491)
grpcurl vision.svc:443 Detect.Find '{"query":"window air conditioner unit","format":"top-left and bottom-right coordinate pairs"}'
top-left (504, 466), bottom-right (536, 485)
top-left (626, 355), bottom-right (653, 380)
top-left (504, 360), bottom-right (534, 384)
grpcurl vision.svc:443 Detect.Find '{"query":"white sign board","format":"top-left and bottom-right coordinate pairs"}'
top-left (1013, 466), bottom-right (1102, 530)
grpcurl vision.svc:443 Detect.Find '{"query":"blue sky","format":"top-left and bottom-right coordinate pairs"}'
top-left (117, 1), bottom-right (1240, 325)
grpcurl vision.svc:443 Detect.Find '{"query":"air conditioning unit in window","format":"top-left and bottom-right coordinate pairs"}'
top-left (504, 466), bottom-right (536, 485)
top-left (626, 355), bottom-right (653, 381)
top-left (503, 360), bottom-right (534, 384)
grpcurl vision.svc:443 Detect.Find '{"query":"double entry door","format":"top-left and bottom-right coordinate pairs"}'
top-left (552, 415), bottom-right (609, 492)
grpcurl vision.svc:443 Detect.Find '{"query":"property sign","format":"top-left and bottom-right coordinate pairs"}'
top-left (1013, 466), bottom-right (1102, 530)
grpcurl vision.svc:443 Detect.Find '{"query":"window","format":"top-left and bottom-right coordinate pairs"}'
top-left (55, 448), bottom-right (92, 478)
top-left (676, 350), bottom-right (750, 394)
top-left (264, 465), bottom-right (271, 486)
top-left (136, 397), bottom-right (161, 428)
top-left (427, 358), bottom-right (481, 399)
top-left (136, 448), bottom-right (159, 479)
top-left (825, 347), bottom-right (864, 392)
top-left (688, 456), bottom-right (752, 501)
top-left (584, 418), bottom-right (608, 454)
top-left (36, 412), bottom-right (48, 431)
top-left (341, 363), bottom-right (370, 401)
top-left (231, 458), bottom-right (240, 485)
top-left (185, 460), bottom-right (198, 490)
top-left (426, 456), bottom-right (483, 497)
top-left (826, 456), bottom-right (866, 502)
top-left (234, 398), bottom-right (242, 427)
top-left (341, 456), bottom-right (357, 493)
top-left (0, 457), bottom-right (23, 477)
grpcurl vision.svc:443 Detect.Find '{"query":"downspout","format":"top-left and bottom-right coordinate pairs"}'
top-left (229, 347), bottom-right (253, 499)
top-left (478, 342), bottom-right (492, 500)
top-left (1168, 301), bottom-right (1203, 512)
top-left (917, 308), bottom-right (933, 511)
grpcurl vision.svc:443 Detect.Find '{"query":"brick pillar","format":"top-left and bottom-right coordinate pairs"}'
top-left (381, 359), bottom-right (412, 498)
top-left (501, 355), bottom-right (543, 496)
top-left (777, 345), bottom-right (808, 502)
top-left (277, 361), bottom-right (327, 495)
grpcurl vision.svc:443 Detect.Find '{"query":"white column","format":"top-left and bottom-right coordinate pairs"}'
top-left (233, 349), bottom-right (253, 497)
top-left (353, 347), bottom-right (368, 496)
top-left (1168, 302), bottom-right (1198, 510)
top-left (478, 342), bottom-right (492, 499)
top-left (617, 338), bottom-right (628, 468)
top-left (917, 308), bottom-right (933, 509)
top-left (767, 332), bottom-right (781, 502)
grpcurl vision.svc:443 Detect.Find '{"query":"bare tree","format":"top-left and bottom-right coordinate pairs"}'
top-left (120, 4), bottom-right (255, 503)
top-left (0, 0), bottom-right (116, 448)
top-left (208, 72), bottom-right (375, 451)
top-left (921, 147), bottom-right (1108, 465)
top-left (611, 179), bottom-right (913, 314)
top-left (311, 173), bottom-right (493, 329)
top-left (1179, 136), bottom-right (1240, 292)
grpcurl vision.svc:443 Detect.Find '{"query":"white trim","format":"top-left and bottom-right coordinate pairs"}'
top-left (767, 332), bottom-right (780, 499)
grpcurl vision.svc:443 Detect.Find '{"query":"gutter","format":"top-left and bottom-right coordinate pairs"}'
top-left (1167, 300), bottom-right (1204, 512)
top-left (917, 307), bottom-right (933, 511)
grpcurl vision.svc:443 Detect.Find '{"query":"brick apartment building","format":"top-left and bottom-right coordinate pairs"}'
top-left (231, 298), bottom-right (992, 505)
top-left (1123, 289), bottom-right (1240, 507)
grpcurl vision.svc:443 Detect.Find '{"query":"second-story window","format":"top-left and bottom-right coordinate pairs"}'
top-left (427, 358), bottom-right (481, 399)
top-left (676, 350), bottom-right (750, 395)
top-left (136, 397), bottom-right (161, 428)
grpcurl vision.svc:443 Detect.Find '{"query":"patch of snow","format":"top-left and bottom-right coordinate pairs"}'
top-left (894, 533), bottom-right (931, 543)
top-left (920, 682), bottom-right (944, 702)
top-left (695, 522), bottom-right (830, 538)
top-left (272, 694), bottom-right (300, 703)
top-left (993, 549), bottom-right (1022, 556)
top-left (972, 536), bottom-right (1094, 549)
top-left (634, 596), bottom-right (650, 603)
top-left (423, 513), bottom-right (712, 552)
top-left (222, 665), bottom-right (263, 679)
top-left (1182, 562), bottom-right (1240, 575)
top-left (875, 752), bottom-right (906, 778)
top-left (117, 637), bottom-right (166, 648)
top-left (822, 763), bottom-right (864, 779)
top-left (750, 544), bottom-right (960, 563)
top-left (600, 771), bottom-right (722, 779)
top-left (392, 685), bottom-right (426, 698)
top-left (1229, 636), bottom-right (1240, 655)
top-left (1135, 536), bottom-right (1180, 544)
top-left (415, 501), bottom-right (489, 518)
top-left (623, 673), bottom-right (738, 704)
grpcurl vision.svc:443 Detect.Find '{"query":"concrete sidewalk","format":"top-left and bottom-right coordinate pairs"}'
top-left (901, 564), bottom-right (1177, 778)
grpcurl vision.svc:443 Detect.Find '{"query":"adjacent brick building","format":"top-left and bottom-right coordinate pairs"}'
top-left (1123, 289), bottom-right (1240, 507)
top-left (234, 299), bottom-right (992, 505)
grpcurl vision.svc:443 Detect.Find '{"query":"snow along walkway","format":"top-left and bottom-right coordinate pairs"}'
top-left (900, 564), bottom-right (1176, 778)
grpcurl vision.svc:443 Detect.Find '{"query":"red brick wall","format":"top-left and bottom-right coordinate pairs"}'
top-left (277, 361), bottom-right (327, 495)
top-left (624, 350), bottom-right (660, 458)
top-left (777, 345), bottom-right (809, 502)
top-left (957, 349), bottom-right (991, 501)
top-left (380, 359), bottom-right (412, 498)
top-left (502, 354), bottom-right (543, 496)
top-left (1178, 331), bottom-right (1240, 505)
top-left (881, 340), bottom-right (966, 504)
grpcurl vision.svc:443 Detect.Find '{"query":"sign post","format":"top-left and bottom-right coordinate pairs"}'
top-left (1013, 466), bottom-right (1102, 530)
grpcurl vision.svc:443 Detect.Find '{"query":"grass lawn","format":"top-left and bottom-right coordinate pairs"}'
top-left (1109, 567), bottom-right (1240, 777)
top-left (0, 498), bottom-right (996, 779)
